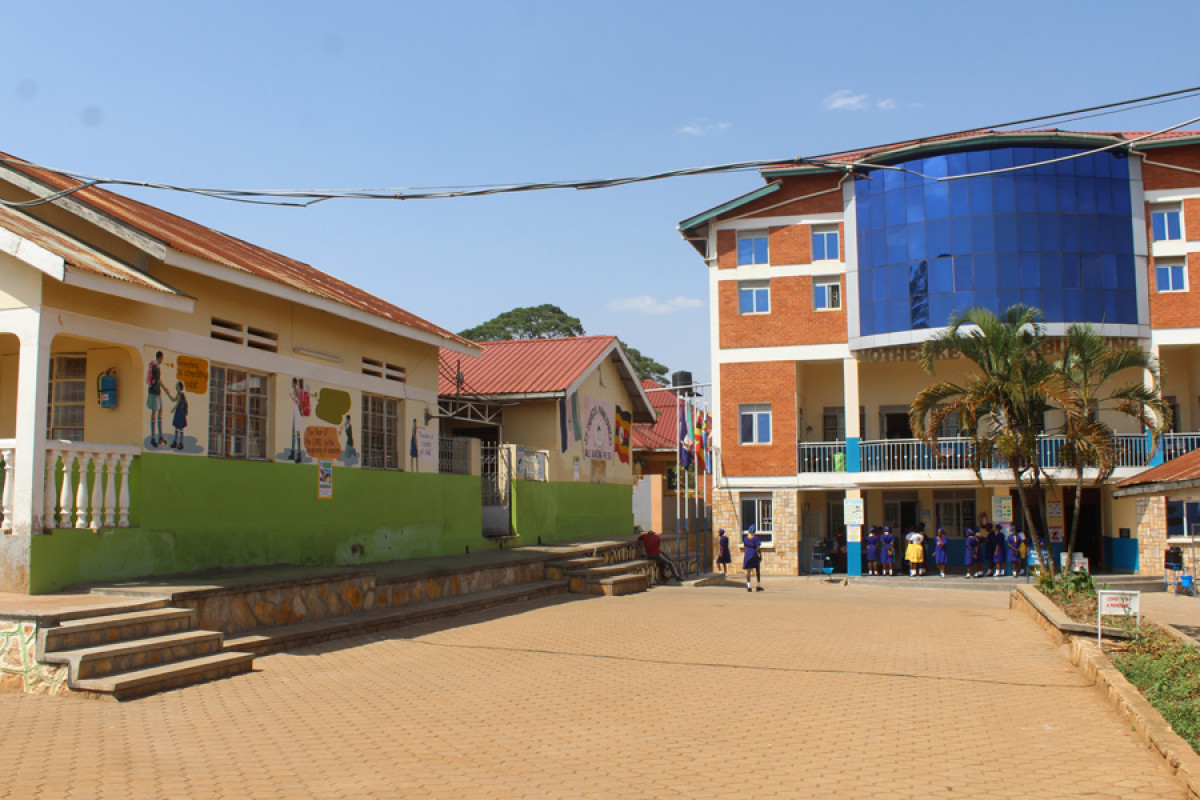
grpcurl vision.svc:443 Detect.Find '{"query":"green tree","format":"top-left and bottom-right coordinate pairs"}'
top-left (910, 305), bottom-right (1071, 574)
top-left (1054, 323), bottom-right (1171, 567)
top-left (621, 342), bottom-right (668, 383)
top-left (458, 304), bottom-right (584, 341)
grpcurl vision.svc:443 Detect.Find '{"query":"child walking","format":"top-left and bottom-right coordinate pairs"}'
top-left (716, 528), bottom-right (731, 576)
top-left (743, 525), bottom-right (763, 592)
top-left (964, 528), bottom-right (979, 579)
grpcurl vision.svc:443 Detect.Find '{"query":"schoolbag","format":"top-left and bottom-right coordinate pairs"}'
top-left (146, 360), bottom-right (157, 386)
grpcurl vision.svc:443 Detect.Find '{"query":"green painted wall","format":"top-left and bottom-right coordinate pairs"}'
top-left (28, 454), bottom-right (485, 593)
top-left (511, 480), bottom-right (633, 545)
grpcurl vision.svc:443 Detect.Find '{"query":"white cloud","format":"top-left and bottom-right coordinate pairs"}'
top-left (823, 90), bottom-right (899, 112)
top-left (823, 90), bottom-right (869, 111)
top-left (679, 118), bottom-right (731, 136)
top-left (608, 295), bottom-right (704, 314)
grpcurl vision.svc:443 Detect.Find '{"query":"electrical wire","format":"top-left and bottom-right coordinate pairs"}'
top-left (0, 86), bottom-right (1198, 209)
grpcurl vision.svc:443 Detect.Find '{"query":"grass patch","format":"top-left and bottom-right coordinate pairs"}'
top-left (1111, 628), bottom-right (1200, 754)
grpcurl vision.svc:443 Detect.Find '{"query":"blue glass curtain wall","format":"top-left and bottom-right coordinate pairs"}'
top-left (854, 146), bottom-right (1137, 337)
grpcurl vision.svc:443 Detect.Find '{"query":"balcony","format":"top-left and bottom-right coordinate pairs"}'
top-left (798, 432), bottom-right (1200, 475)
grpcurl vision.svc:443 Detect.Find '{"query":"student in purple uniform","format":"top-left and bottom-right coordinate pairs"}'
top-left (880, 526), bottom-right (895, 576)
top-left (1006, 529), bottom-right (1022, 577)
top-left (743, 525), bottom-right (764, 592)
top-left (993, 524), bottom-right (1007, 578)
top-left (934, 527), bottom-right (948, 578)
top-left (865, 526), bottom-right (880, 576)
top-left (716, 528), bottom-right (732, 576)
top-left (979, 525), bottom-right (992, 576)
top-left (964, 528), bottom-right (978, 579)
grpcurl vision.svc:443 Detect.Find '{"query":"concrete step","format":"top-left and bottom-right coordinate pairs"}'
top-left (545, 557), bottom-right (604, 578)
top-left (43, 630), bottom-right (224, 679)
top-left (566, 560), bottom-right (655, 579)
top-left (40, 607), bottom-right (196, 653)
top-left (73, 651), bottom-right (256, 701)
top-left (224, 579), bottom-right (569, 656)
top-left (591, 574), bottom-right (651, 596)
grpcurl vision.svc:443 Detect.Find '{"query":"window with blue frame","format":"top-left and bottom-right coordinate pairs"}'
top-left (737, 230), bottom-right (769, 265)
top-left (1151, 204), bottom-right (1182, 242)
top-left (1166, 500), bottom-right (1200, 541)
top-left (812, 225), bottom-right (839, 261)
top-left (738, 280), bottom-right (770, 314)
top-left (1156, 260), bottom-right (1187, 292)
top-left (739, 403), bottom-right (772, 444)
top-left (813, 277), bottom-right (841, 310)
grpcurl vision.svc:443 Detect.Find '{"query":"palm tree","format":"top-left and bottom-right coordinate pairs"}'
top-left (1054, 323), bottom-right (1172, 568)
top-left (909, 305), bottom-right (1072, 574)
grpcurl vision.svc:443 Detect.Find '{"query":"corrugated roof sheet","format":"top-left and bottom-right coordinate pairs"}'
top-left (0, 152), bottom-right (473, 349)
top-left (440, 336), bottom-right (618, 395)
top-left (0, 203), bottom-right (185, 297)
top-left (1117, 448), bottom-right (1200, 490)
top-left (631, 379), bottom-right (679, 450)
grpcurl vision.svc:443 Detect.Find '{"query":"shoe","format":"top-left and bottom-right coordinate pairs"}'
top-left (747, 586), bottom-right (751, 592)
top-left (148, 438), bottom-right (157, 448)
top-left (755, 587), bottom-right (764, 592)
top-left (158, 437), bottom-right (168, 446)
top-left (964, 574), bottom-right (971, 579)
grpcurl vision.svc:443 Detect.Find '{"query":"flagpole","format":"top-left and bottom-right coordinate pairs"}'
top-left (675, 392), bottom-right (682, 576)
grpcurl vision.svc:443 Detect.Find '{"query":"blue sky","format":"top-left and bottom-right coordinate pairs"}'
top-left (7, 1), bottom-right (1200, 390)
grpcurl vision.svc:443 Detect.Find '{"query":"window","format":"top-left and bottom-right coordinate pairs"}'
top-left (208, 365), bottom-right (269, 459)
top-left (1151, 204), bottom-right (1183, 242)
top-left (739, 404), bottom-right (772, 444)
top-left (823, 407), bottom-right (865, 441)
top-left (812, 225), bottom-right (840, 261)
top-left (813, 277), bottom-right (841, 310)
top-left (737, 230), bottom-right (769, 265)
top-left (362, 393), bottom-right (401, 469)
top-left (738, 280), bottom-right (770, 314)
top-left (47, 355), bottom-right (86, 441)
top-left (1156, 260), bottom-right (1187, 292)
top-left (933, 490), bottom-right (976, 538)
top-left (740, 494), bottom-right (774, 545)
top-left (1165, 396), bottom-right (1181, 433)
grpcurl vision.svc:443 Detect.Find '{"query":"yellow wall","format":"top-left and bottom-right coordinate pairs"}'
top-left (0, 253), bottom-right (43, 309)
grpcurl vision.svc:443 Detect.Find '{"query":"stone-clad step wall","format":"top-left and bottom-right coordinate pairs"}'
top-left (374, 561), bottom-right (546, 609)
top-left (0, 620), bottom-right (69, 695)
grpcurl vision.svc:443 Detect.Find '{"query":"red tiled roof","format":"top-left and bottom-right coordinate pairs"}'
top-left (1116, 448), bottom-right (1200, 493)
top-left (632, 379), bottom-right (679, 451)
top-left (0, 152), bottom-right (473, 350)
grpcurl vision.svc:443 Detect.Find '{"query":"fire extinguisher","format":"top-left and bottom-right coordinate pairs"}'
top-left (97, 368), bottom-right (117, 409)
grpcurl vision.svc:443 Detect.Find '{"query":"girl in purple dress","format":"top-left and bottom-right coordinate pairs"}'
top-left (993, 525), bottom-right (1007, 578)
top-left (934, 528), bottom-right (948, 578)
top-left (1007, 530), bottom-right (1022, 577)
top-left (964, 528), bottom-right (978, 578)
top-left (865, 526), bottom-right (880, 576)
top-left (880, 526), bottom-right (895, 577)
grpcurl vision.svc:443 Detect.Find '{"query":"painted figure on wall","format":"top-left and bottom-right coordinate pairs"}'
top-left (290, 378), bottom-right (309, 463)
top-left (340, 414), bottom-right (356, 460)
top-left (146, 351), bottom-right (167, 447)
top-left (169, 381), bottom-right (188, 450)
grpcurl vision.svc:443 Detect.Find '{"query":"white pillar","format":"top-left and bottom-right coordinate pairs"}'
top-left (10, 309), bottom-right (52, 535)
top-left (843, 357), bottom-right (860, 439)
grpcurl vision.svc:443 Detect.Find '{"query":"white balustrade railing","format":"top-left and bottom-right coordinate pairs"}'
top-left (0, 440), bottom-right (14, 533)
top-left (43, 442), bottom-right (140, 532)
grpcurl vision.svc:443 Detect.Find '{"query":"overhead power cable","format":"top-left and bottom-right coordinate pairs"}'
top-left (0, 85), bottom-right (1198, 209)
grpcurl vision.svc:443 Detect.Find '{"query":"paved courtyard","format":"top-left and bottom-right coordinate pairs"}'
top-left (0, 579), bottom-right (1185, 799)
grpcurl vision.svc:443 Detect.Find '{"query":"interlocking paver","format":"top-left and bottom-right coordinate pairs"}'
top-left (0, 580), bottom-right (1187, 797)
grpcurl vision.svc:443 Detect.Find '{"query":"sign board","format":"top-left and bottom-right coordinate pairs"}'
top-left (318, 460), bottom-right (333, 499)
top-left (1046, 501), bottom-right (1063, 520)
top-left (415, 427), bottom-right (437, 463)
top-left (1048, 525), bottom-right (1064, 543)
top-left (846, 524), bottom-right (861, 543)
top-left (843, 498), bottom-right (864, 526)
top-left (991, 496), bottom-right (1013, 524)
top-left (1097, 590), bottom-right (1141, 644)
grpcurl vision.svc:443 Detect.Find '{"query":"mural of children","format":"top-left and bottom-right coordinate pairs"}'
top-left (168, 381), bottom-right (188, 450)
top-left (290, 378), bottom-right (305, 463)
top-left (146, 351), bottom-right (167, 447)
top-left (340, 414), bottom-right (357, 460)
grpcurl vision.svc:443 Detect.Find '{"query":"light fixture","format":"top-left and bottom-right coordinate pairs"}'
top-left (293, 346), bottom-right (342, 363)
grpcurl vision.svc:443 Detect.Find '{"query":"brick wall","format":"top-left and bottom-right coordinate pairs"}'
top-left (1148, 252), bottom-right (1200, 328)
top-left (718, 275), bottom-right (848, 348)
top-left (1142, 144), bottom-right (1200, 192)
top-left (1135, 495), bottom-right (1166, 577)
top-left (717, 229), bottom-right (737, 270)
top-left (711, 489), bottom-right (798, 577)
top-left (719, 361), bottom-right (796, 477)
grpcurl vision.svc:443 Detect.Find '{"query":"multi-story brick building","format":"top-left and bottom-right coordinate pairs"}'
top-left (679, 129), bottom-right (1200, 577)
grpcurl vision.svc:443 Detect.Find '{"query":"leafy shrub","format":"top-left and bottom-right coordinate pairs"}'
top-left (1112, 629), bottom-right (1200, 753)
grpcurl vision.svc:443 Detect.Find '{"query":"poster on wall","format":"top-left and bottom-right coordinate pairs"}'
top-left (843, 498), bottom-right (864, 526)
top-left (991, 495), bottom-right (1013, 524)
top-left (582, 396), bottom-right (614, 460)
top-left (281, 380), bottom-right (356, 466)
top-left (143, 348), bottom-right (206, 454)
top-left (318, 460), bottom-right (333, 499)
top-left (1047, 501), bottom-right (1063, 520)
top-left (415, 425), bottom-right (437, 472)
top-left (1049, 525), bottom-right (1064, 543)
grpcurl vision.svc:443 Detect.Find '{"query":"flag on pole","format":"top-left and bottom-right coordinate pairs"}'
top-left (614, 406), bottom-right (631, 464)
top-left (677, 397), bottom-right (693, 470)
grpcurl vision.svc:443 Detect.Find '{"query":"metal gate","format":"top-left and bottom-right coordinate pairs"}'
top-left (481, 442), bottom-right (512, 538)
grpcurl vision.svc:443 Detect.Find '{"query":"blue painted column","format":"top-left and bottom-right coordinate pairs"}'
top-left (843, 358), bottom-right (863, 577)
